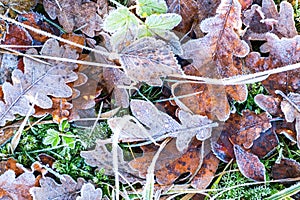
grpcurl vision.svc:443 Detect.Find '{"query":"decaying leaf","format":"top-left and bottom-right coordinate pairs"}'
top-left (272, 158), bottom-right (300, 180)
top-left (191, 152), bottom-right (219, 189)
top-left (254, 94), bottom-right (282, 116)
top-left (245, 33), bottom-right (300, 96)
top-left (212, 110), bottom-right (272, 162)
top-left (0, 170), bottom-right (35, 200)
top-left (173, 0), bottom-right (248, 121)
top-left (76, 183), bottom-right (102, 200)
top-left (0, 39), bottom-right (78, 126)
top-left (0, 54), bottom-right (18, 84)
top-left (108, 99), bottom-right (213, 152)
top-left (2, 24), bottom-right (33, 50)
top-left (43, 0), bottom-right (103, 37)
top-left (243, 0), bottom-right (297, 41)
top-left (129, 138), bottom-right (204, 185)
top-left (280, 92), bottom-right (300, 148)
top-left (80, 139), bottom-right (141, 183)
top-left (0, 0), bottom-right (37, 16)
top-left (30, 175), bottom-right (84, 200)
top-left (234, 144), bottom-right (266, 181)
top-left (120, 37), bottom-right (183, 86)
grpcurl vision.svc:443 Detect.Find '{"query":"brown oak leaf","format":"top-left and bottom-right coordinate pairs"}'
top-left (174, 0), bottom-right (249, 121)
top-left (245, 34), bottom-right (300, 96)
top-left (243, 0), bottom-right (297, 41)
top-left (2, 24), bottom-right (33, 50)
top-left (212, 110), bottom-right (272, 162)
top-left (43, 0), bottom-right (103, 37)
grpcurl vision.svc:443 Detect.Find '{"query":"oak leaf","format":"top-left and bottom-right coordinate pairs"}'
top-left (108, 99), bottom-right (213, 152)
top-left (76, 183), bottom-right (102, 200)
top-left (0, 170), bottom-right (35, 200)
top-left (43, 0), bottom-right (103, 37)
top-left (30, 175), bottom-right (85, 200)
top-left (0, 39), bottom-right (78, 126)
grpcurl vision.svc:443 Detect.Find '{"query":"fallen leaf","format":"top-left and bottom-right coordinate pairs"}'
top-left (0, 53), bottom-right (18, 84)
top-left (243, 0), bottom-right (297, 41)
top-left (129, 138), bottom-right (204, 185)
top-left (120, 37), bottom-right (183, 86)
top-left (108, 99), bottom-right (213, 152)
top-left (0, 39), bottom-right (78, 126)
top-left (280, 92), bottom-right (300, 148)
top-left (174, 0), bottom-right (248, 121)
top-left (254, 94), bottom-right (282, 116)
top-left (234, 144), bottom-right (266, 181)
top-left (43, 0), bottom-right (103, 37)
top-left (18, 12), bottom-right (59, 43)
top-left (0, 0), bottom-right (37, 17)
top-left (191, 152), bottom-right (220, 189)
top-left (0, 170), bottom-right (35, 200)
top-left (245, 34), bottom-right (300, 96)
top-left (272, 158), bottom-right (300, 180)
top-left (76, 183), bottom-right (102, 200)
top-left (80, 139), bottom-right (141, 183)
top-left (30, 174), bottom-right (85, 200)
top-left (2, 24), bottom-right (33, 50)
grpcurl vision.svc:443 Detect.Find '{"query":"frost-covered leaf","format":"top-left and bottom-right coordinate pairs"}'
top-left (0, 170), bottom-right (35, 200)
top-left (234, 144), bottom-right (266, 182)
top-left (243, 0), bottom-right (297, 41)
top-left (0, 54), bottom-right (18, 84)
top-left (43, 129), bottom-right (60, 147)
top-left (30, 174), bottom-right (85, 200)
top-left (174, 0), bottom-right (248, 121)
top-left (103, 7), bottom-right (138, 33)
top-left (0, 39), bottom-right (78, 126)
top-left (272, 158), bottom-right (300, 180)
top-left (43, 0), bottom-right (103, 37)
top-left (280, 92), bottom-right (300, 149)
top-left (145, 13), bottom-right (181, 30)
top-left (120, 37), bottom-right (183, 86)
top-left (108, 99), bottom-right (213, 152)
top-left (80, 140), bottom-right (141, 183)
top-left (76, 183), bottom-right (102, 200)
top-left (136, 0), bottom-right (168, 17)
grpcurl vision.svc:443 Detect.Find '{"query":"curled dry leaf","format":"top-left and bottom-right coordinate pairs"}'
top-left (243, 0), bottom-right (297, 41)
top-left (174, 0), bottom-right (248, 121)
top-left (120, 37), bottom-right (183, 87)
top-left (129, 138), bottom-right (204, 185)
top-left (234, 144), bottom-right (266, 182)
top-left (0, 170), bottom-right (35, 200)
top-left (30, 175), bottom-right (85, 200)
top-left (272, 158), bottom-right (300, 180)
top-left (212, 110), bottom-right (272, 162)
top-left (108, 99), bottom-right (213, 152)
top-left (254, 94), bottom-right (282, 116)
top-left (76, 183), bottom-right (102, 200)
top-left (43, 0), bottom-right (103, 37)
top-left (0, 39), bottom-right (78, 126)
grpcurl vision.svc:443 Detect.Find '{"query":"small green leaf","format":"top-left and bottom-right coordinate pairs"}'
top-left (59, 119), bottom-right (70, 132)
top-left (62, 133), bottom-right (76, 149)
top-left (136, 0), bottom-right (167, 17)
top-left (145, 13), bottom-right (182, 30)
top-left (43, 129), bottom-right (61, 147)
top-left (103, 8), bottom-right (138, 33)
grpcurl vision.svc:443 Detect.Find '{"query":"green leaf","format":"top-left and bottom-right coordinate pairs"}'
top-left (103, 7), bottom-right (138, 33)
top-left (136, 0), bottom-right (167, 17)
top-left (43, 129), bottom-right (61, 147)
top-left (59, 119), bottom-right (70, 132)
top-left (145, 13), bottom-right (182, 30)
top-left (62, 132), bottom-right (76, 149)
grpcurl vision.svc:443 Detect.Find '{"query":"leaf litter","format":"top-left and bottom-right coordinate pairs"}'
top-left (0, 0), bottom-right (300, 199)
